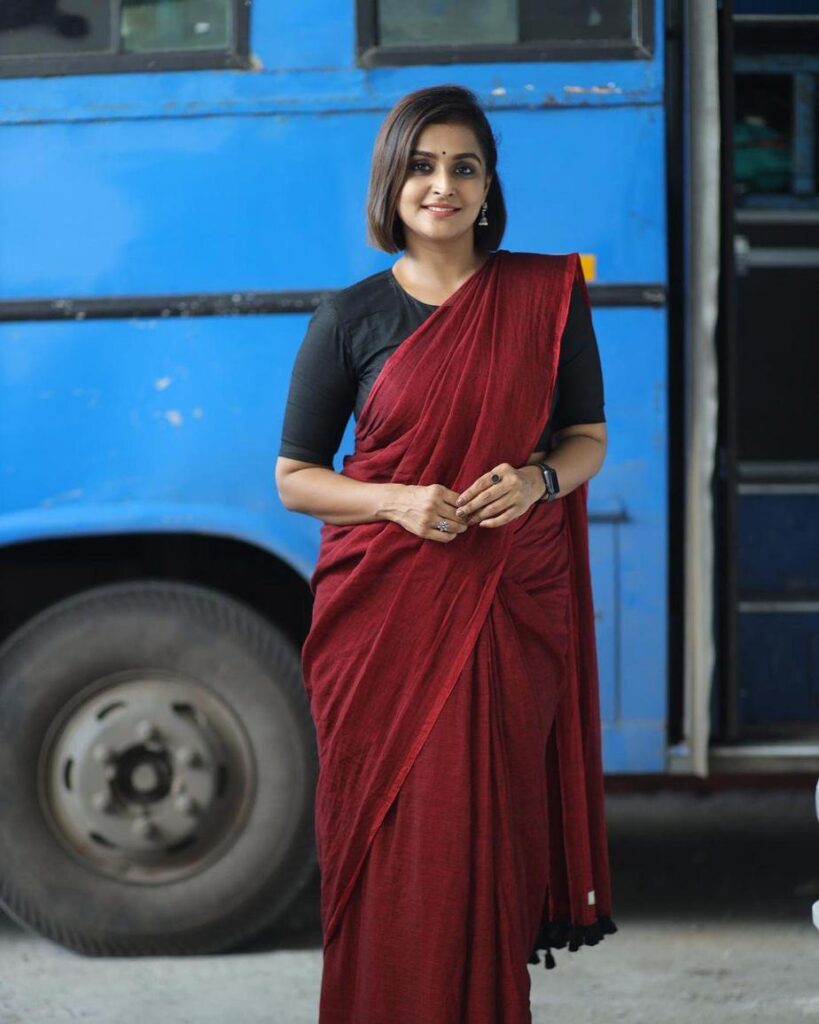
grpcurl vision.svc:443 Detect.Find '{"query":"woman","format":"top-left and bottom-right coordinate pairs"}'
top-left (276, 83), bottom-right (617, 1024)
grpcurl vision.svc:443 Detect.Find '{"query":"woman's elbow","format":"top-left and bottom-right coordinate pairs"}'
top-left (275, 456), bottom-right (328, 510)
top-left (275, 458), bottom-right (301, 509)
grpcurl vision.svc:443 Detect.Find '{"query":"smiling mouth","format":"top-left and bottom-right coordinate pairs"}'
top-left (423, 205), bottom-right (461, 212)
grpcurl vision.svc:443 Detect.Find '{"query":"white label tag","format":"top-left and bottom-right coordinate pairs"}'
top-left (587, 889), bottom-right (596, 905)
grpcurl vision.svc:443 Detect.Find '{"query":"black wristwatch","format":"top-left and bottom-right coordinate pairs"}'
top-left (535, 461), bottom-right (560, 503)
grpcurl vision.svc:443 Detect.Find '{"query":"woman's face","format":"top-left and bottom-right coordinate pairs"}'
top-left (396, 121), bottom-right (492, 249)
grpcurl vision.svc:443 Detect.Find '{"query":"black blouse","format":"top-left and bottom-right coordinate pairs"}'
top-left (278, 266), bottom-right (605, 468)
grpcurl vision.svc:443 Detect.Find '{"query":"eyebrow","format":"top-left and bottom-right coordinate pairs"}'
top-left (410, 149), bottom-right (483, 164)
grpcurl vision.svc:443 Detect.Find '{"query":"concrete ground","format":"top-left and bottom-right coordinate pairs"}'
top-left (1, 785), bottom-right (818, 1024)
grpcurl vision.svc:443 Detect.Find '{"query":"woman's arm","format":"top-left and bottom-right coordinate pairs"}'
top-left (277, 420), bottom-right (607, 530)
top-left (276, 456), bottom-right (408, 526)
top-left (520, 421), bottom-right (608, 500)
top-left (518, 276), bottom-right (607, 499)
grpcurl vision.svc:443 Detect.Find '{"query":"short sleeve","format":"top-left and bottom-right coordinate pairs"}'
top-left (277, 298), bottom-right (358, 468)
top-left (533, 281), bottom-right (605, 449)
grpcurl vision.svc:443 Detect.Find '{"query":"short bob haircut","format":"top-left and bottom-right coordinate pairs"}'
top-left (366, 84), bottom-right (507, 254)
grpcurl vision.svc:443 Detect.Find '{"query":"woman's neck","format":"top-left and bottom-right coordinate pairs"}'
top-left (392, 243), bottom-right (492, 306)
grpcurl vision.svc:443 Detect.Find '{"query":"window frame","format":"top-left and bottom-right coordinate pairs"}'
top-left (356, 0), bottom-right (655, 67)
top-left (0, 0), bottom-right (251, 78)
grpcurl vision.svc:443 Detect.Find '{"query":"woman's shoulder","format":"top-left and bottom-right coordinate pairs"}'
top-left (322, 267), bottom-right (396, 327)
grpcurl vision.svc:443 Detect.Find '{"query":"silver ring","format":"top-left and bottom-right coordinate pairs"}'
top-left (435, 519), bottom-right (450, 532)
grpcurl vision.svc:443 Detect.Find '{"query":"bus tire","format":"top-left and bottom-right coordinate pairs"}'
top-left (0, 579), bottom-right (318, 956)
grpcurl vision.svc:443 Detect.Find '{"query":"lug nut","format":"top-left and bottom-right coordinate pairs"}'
top-left (174, 793), bottom-right (198, 816)
top-left (174, 746), bottom-right (200, 768)
top-left (131, 816), bottom-right (158, 840)
top-left (135, 719), bottom-right (160, 743)
top-left (91, 789), bottom-right (113, 813)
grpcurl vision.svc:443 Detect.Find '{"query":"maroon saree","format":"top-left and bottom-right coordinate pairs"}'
top-left (301, 250), bottom-right (617, 1023)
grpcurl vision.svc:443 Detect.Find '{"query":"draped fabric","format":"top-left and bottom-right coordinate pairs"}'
top-left (300, 250), bottom-right (617, 1023)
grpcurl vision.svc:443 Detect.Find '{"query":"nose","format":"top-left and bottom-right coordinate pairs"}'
top-left (431, 167), bottom-right (457, 196)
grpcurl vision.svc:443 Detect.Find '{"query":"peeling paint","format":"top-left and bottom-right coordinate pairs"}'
top-left (164, 410), bottom-right (183, 426)
top-left (154, 376), bottom-right (172, 391)
top-left (490, 86), bottom-right (507, 96)
top-left (192, 407), bottom-right (204, 418)
top-left (563, 82), bottom-right (623, 95)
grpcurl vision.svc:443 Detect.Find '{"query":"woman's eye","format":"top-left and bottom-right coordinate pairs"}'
top-left (408, 162), bottom-right (476, 175)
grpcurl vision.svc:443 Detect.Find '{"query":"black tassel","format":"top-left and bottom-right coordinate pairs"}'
top-left (546, 919), bottom-right (571, 948)
top-left (527, 913), bottom-right (619, 968)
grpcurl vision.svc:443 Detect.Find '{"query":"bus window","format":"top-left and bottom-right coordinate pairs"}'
top-left (0, 0), bottom-right (241, 74)
top-left (365, 0), bottom-right (653, 61)
top-left (0, 0), bottom-right (113, 57)
top-left (733, 11), bottom-right (819, 199)
top-left (734, 75), bottom-right (792, 197)
top-left (121, 0), bottom-right (229, 53)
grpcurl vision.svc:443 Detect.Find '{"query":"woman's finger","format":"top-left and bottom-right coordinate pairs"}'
top-left (455, 464), bottom-right (513, 510)
top-left (466, 495), bottom-right (516, 524)
top-left (458, 484), bottom-right (510, 520)
top-left (428, 510), bottom-right (468, 540)
top-left (476, 509), bottom-right (516, 528)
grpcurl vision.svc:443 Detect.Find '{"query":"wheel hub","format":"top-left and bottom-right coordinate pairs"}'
top-left (40, 671), bottom-right (255, 882)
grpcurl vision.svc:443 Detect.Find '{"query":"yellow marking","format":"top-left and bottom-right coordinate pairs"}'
top-left (579, 253), bottom-right (597, 281)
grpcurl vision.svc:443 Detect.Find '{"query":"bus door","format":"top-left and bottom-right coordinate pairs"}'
top-left (719, 2), bottom-right (819, 759)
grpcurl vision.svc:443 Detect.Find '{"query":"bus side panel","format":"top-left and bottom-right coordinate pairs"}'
top-left (588, 307), bottom-right (668, 773)
top-left (0, 106), bottom-right (664, 298)
top-left (0, 312), bottom-right (317, 573)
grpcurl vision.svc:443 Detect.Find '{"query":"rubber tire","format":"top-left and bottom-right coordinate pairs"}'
top-left (0, 579), bottom-right (318, 956)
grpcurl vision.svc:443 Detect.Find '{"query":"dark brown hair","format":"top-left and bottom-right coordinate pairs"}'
top-left (366, 84), bottom-right (506, 254)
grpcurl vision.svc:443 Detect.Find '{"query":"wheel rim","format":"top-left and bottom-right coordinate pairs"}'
top-left (38, 669), bottom-right (257, 884)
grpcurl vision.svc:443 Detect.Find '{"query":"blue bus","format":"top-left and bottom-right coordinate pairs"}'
top-left (0, 0), bottom-right (816, 955)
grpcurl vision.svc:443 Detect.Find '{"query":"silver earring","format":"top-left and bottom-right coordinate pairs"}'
top-left (477, 201), bottom-right (488, 227)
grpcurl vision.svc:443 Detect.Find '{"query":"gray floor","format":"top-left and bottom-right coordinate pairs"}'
top-left (1, 787), bottom-right (818, 1024)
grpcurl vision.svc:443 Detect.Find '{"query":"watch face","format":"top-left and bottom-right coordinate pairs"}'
top-left (537, 463), bottom-right (554, 500)
top-left (543, 466), bottom-right (557, 493)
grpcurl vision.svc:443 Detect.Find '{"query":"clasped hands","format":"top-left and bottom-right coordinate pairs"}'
top-left (398, 462), bottom-right (544, 542)
top-left (453, 462), bottom-right (542, 529)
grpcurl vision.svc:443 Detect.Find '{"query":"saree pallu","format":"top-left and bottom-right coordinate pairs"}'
top-left (301, 250), bottom-right (617, 1024)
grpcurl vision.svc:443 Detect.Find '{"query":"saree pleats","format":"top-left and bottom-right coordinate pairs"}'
top-left (301, 251), bottom-right (616, 1023)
